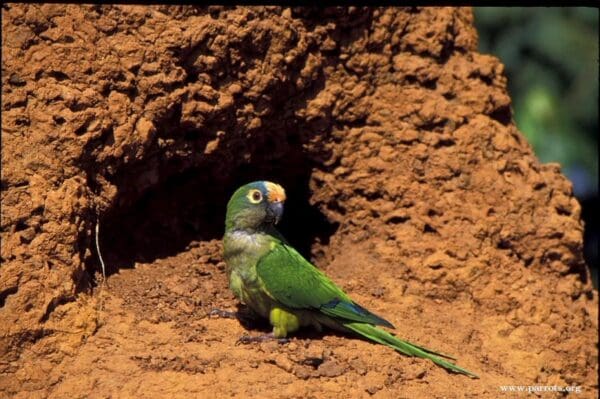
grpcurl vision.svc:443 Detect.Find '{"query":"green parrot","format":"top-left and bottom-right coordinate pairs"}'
top-left (223, 180), bottom-right (478, 378)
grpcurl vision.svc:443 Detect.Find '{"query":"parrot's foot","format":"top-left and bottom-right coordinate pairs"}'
top-left (208, 308), bottom-right (238, 319)
top-left (236, 333), bottom-right (290, 345)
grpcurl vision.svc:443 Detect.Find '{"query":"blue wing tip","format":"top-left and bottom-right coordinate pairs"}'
top-left (351, 301), bottom-right (395, 329)
top-left (381, 319), bottom-right (395, 329)
top-left (322, 298), bottom-right (396, 328)
top-left (372, 313), bottom-right (395, 329)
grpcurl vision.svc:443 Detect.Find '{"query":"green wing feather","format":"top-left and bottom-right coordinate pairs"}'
top-left (256, 239), bottom-right (394, 328)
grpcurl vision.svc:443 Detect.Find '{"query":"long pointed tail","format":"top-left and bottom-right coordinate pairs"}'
top-left (344, 322), bottom-right (479, 378)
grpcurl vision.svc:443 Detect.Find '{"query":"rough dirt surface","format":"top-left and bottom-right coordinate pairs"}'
top-left (1, 5), bottom-right (598, 398)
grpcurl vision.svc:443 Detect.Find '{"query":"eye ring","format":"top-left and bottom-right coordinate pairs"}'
top-left (248, 189), bottom-right (263, 204)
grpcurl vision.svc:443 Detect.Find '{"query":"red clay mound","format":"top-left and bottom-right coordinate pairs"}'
top-left (1, 5), bottom-right (597, 398)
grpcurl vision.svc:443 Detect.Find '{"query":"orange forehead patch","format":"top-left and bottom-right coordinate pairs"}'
top-left (265, 182), bottom-right (286, 203)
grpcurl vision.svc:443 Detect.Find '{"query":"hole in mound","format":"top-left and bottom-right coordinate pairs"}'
top-left (0, 286), bottom-right (18, 308)
top-left (92, 148), bottom-right (338, 278)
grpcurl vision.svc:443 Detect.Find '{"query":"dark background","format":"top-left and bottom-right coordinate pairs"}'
top-left (474, 7), bottom-right (598, 287)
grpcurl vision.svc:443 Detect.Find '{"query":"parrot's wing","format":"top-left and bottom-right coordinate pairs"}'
top-left (256, 240), bottom-right (395, 328)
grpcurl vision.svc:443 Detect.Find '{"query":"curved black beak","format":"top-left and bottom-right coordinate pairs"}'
top-left (267, 201), bottom-right (284, 225)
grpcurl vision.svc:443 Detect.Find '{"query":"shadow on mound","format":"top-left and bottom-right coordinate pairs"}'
top-left (91, 146), bottom-right (338, 279)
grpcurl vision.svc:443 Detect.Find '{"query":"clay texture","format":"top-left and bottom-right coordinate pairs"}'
top-left (1, 5), bottom-right (597, 398)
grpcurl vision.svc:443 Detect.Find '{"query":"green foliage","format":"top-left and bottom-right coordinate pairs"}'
top-left (474, 7), bottom-right (598, 198)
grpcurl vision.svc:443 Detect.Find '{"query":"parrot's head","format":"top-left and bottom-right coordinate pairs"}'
top-left (225, 181), bottom-right (286, 231)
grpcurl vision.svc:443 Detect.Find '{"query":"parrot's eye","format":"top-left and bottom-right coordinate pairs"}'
top-left (248, 189), bottom-right (263, 204)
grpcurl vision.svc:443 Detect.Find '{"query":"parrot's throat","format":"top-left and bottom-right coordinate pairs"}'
top-left (231, 222), bottom-right (278, 236)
